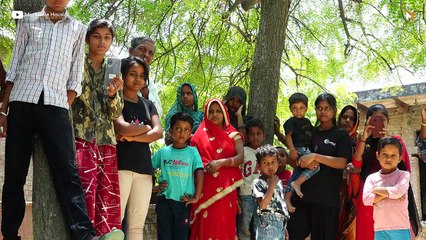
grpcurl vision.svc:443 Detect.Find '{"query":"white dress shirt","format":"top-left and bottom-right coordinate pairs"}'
top-left (6, 7), bottom-right (85, 109)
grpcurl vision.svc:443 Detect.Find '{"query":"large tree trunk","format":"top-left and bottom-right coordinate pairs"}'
top-left (12, 1), bottom-right (72, 239)
top-left (247, 0), bottom-right (291, 144)
top-left (33, 138), bottom-right (72, 240)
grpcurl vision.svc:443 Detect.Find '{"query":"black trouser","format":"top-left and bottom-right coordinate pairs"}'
top-left (286, 201), bottom-right (339, 240)
top-left (1, 100), bottom-right (95, 240)
top-left (155, 195), bottom-right (191, 240)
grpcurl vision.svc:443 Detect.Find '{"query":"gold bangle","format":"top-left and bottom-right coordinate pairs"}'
top-left (421, 122), bottom-right (426, 127)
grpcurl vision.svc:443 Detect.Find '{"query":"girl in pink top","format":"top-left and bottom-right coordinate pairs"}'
top-left (363, 137), bottom-right (411, 239)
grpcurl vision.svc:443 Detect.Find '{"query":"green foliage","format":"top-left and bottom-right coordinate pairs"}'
top-left (0, 0), bottom-right (424, 128)
top-left (0, 0), bottom-right (15, 64)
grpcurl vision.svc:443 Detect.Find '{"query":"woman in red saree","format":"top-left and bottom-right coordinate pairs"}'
top-left (190, 98), bottom-right (244, 240)
top-left (337, 105), bottom-right (360, 240)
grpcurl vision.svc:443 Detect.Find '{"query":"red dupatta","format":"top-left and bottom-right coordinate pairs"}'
top-left (189, 98), bottom-right (244, 225)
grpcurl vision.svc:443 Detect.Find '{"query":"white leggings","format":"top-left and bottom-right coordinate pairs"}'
top-left (119, 170), bottom-right (153, 240)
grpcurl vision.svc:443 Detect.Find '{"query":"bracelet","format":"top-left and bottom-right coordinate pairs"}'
top-left (422, 122), bottom-right (426, 127)
top-left (0, 111), bottom-right (7, 117)
top-left (360, 139), bottom-right (366, 143)
top-left (230, 157), bottom-right (234, 166)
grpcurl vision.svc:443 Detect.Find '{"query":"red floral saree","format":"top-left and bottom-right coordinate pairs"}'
top-left (189, 98), bottom-right (243, 240)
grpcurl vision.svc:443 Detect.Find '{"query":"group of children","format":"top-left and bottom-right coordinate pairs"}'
top-left (0, 0), bottom-right (414, 239)
top-left (234, 92), bottom-right (414, 240)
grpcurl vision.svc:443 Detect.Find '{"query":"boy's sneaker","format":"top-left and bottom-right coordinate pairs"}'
top-left (93, 229), bottom-right (124, 240)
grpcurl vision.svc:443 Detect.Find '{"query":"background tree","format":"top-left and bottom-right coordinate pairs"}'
top-left (247, 0), bottom-right (291, 143)
top-left (2, 1), bottom-right (424, 131)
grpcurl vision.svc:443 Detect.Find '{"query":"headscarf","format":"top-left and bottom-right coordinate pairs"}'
top-left (189, 98), bottom-right (244, 223)
top-left (338, 105), bottom-right (360, 139)
top-left (164, 82), bottom-right (203, 133)
top-left (224, 86), bottom-right (247, 128)
top-left (191, 98), bottom-right (243, 165)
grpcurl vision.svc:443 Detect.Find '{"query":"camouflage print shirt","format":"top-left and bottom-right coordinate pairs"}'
top-left (71, 57), bottom-right (124, 145)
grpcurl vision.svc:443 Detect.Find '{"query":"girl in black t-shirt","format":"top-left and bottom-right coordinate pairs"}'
top-left (114, 56), bottom-right (163, 239)
top-left (286, 93), bottom-right (352, 240)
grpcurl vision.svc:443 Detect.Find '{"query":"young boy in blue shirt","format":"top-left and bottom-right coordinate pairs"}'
top-left (152, 112), bottom-right (204, 240)
top-left (0, 0), bottom-right (123, 239)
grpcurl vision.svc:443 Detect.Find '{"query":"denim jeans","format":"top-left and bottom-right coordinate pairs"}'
top-left (295, 146), bottom-right (311, 157)
top-left (256, 213), bottom-right (287, 240)
top-left (237, 195), bottom-right (258, 240)
top-left (285, 147), bottom-right (320, 193)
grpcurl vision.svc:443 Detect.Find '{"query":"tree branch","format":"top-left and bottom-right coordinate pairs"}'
top-left (286, 30), bottom-right (310, 62)
top-left (423, 3), bottom-right (426, 25)
top-left (364, 2), bottom-right (397, 28)
top-left (228, 0), bottom-right (243, 12)
top-left (189, 19), bottom-right (207, 83)
top-left (103, 0), bottom-right (125, 19)
top-left (337, 0), bottom-right (352, 57)
top-left (223, 19), bottom-right (252, 43)
top-left (290, 16), bottom-right (325, 47)
top-left (282, 60), bottom-right (328, 91)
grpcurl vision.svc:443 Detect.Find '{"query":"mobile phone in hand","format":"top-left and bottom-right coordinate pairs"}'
top-left (104, 58), bottom-right (121, 87)
top-left (369, 115), bottom-right (384, 138)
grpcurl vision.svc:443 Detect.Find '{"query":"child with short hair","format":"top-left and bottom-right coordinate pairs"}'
top-left (1, 1), bottom-right (123, 239)
top-left (276, 146), bottom-right (292, 188)
top-left (253, 144), bottom-right (290, 240)
top-left (363, 137), bottom-right (411, 239)
top-left (151, 112), bottom-right (204, 240)
top-left (283, 92), bottom-right (317, 212)
top-left (237, 118), bottom-right (265, 240)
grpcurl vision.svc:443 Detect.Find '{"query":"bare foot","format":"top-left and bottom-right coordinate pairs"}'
top-left (285, 199), bottom-right (296, 213)
top-left (291, 181), bottom-right (303, 198)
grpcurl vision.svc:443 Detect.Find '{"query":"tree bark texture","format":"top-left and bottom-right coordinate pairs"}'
top-left (248, 0), bottom-right (291, 144)
top-left (13, 0), bottom-right (44, 13)
top-left (241, 0), bottom-right (262, 11)
top-left (12, 0), bottom-right (71, 238)
top-left (33, 137), bottom-right (72, 240)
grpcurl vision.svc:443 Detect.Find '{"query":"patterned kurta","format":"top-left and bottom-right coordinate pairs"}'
top-left (72, 57), bottom-right (123, 145)
top-left (71, 57), bottom-right (124, 234)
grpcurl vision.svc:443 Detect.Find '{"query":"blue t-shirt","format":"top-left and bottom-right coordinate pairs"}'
top-left (152, 145), bottom-right (204, 201)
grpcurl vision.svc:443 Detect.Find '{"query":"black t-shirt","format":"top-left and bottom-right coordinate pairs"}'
top-left (294, 126), bottom-right (352, 208)
top-left (283, 117), bottom-right (313, 147)
top-left (116, 97), bottom-right (158, 174)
